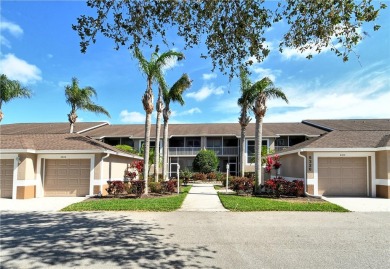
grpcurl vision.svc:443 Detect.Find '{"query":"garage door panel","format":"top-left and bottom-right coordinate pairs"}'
top-left (319, 157), bottom-right (367, 197)
top-left (1, 159), bottom-right (14, 198)
top-left (44, 159), bottom-right (90, 197)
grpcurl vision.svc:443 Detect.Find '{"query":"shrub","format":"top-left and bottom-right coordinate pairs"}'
top-left (192, 172), bottom-right (207, 181)
top-left (264, 177), bottom-right (304, 198)
top-left (207, 172), bottom-right (217, 180)
top-left (215, 171), bottom-right (224, 182)
top-left (230, 177), bottom-right (254, 195)
top-left (149, 182), bottom-right (163, 194)
top-left (222, 176), bottom-right (235, 187)
top-left (130, 160), bottom-right (144, 174)
top-left (192, 149), bottom-right (218, 174)
top-left (106, 181), bottom-right (126, 196)
top-left (162, 180), bottom-right (177, 193)
top-left (244, 172), bottom-right (255, 179)
top-left (180, 168), bottom-right (193, 185)
top-left (128, 180), bottom-right (145, 197)
top-left (115, 144), bottom-right (140, 155)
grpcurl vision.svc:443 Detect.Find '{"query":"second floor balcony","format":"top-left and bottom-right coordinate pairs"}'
top-left (169, 146), bottom-right (239, 156)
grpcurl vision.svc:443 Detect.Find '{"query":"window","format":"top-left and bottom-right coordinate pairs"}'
top-left (207, 137), bottom-right (222, 147)
top-left (186, 137), bottom-right (201, 147)
top-left (246, 139), bottom-right (268, 164)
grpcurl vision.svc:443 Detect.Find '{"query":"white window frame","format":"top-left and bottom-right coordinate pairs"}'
top-left (246, 139), bottom-right (269, 165)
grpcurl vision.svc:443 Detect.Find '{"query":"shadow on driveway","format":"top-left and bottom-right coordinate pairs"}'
top-left (0, 212), bottom-right (219, 269)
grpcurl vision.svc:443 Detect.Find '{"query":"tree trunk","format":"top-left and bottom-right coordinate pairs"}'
top-left (68, 111), bottom-right (77, 133)
top-left (154, 92), bottom-right (163, 182)
top-left (240, 126), bottom-right (246, 177)
top-left (162, 107), bottom-right (171, 181)
top-left (0, 110), bottom-right (3, 122)
top-left (254, 116), bottom-right (262, 192)
top-left (144, 111), bottom-right (151, 194)
top-left (142, 86), bottom-right (154, 195)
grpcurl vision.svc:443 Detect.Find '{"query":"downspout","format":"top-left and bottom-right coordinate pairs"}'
top-left (297, 151), bottom-right (322, 198)
top-left (100, 153), bottom-right (110, 194)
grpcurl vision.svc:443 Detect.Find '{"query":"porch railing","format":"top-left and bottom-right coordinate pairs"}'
top-left (168, 146), bottom-right (239, 156)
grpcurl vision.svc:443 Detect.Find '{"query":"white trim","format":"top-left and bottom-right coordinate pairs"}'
top-left (12, 157), bottom-right (19, 200)
top-left (376, 179), bottom-right (390, 186)
top-left (15, 179), bottom-right (37, 186)
top-left (307, 178), bottom-right (315, 185)
top-left (0, 154), bottom-right (18, 159)
top-left (89, 156), bottom-right (95, 196)
top-left (278, 147), bottom-right (390, 156)
top-left (245, 138), bottom-right (269, 165)
top-left (0, 154), bottom-right (19, 199)
top-left (283, 177), bottom-right (304, 182)
top-left (313, 152), bottom-right (375, 197)
top-left (77, 122), bottom-right (109, 134)
top-left (37, 154), bottom-right (95, 197)
top-left (1, 149), bottom-right (36, 153)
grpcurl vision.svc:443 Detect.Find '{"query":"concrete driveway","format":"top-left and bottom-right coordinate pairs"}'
top-left (0, 197), bottom-right (86, 212)
top-left (323, 197), bottom-right (390, 212)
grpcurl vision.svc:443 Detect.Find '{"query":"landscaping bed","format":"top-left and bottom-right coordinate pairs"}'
top-left (61, 186), bottom-right (192, 212)
top-left (218, 193), bottom-right (349, 212)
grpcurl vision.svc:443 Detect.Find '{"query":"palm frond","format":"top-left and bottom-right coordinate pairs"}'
top-left (82, 103), bottom-right (111, 117)
top-left (0, 74), bottom-right (32, 103)
top-left (167, 73), bottom-right (191, 106)
top-left (133, 48), bottom-right (149, 75)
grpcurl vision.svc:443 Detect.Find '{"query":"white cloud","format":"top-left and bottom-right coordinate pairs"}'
top-left (178, 107), bottom-right (201, 116)
top-left (264, 62), bottom-right (390, 122)
top-left (186, 84), bottom-right (224, 101)
top-left (250, 66), bottom-right (281, 82)
top-left (120, 110), bottom-right (145, 123)
top-left (0, 54), bottom-right (42, 84)
top-left (0, 20), bottom-right (23, 48)
top-left (202, 73), bottom-right (217, 80)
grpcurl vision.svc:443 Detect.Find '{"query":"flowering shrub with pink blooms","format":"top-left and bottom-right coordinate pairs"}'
top-left (264, 177), bottom-right (304, 198)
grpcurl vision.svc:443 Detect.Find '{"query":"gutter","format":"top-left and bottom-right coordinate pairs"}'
top-left (297, 151), bottom-right (322, 199)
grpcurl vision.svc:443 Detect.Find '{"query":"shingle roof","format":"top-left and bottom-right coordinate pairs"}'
top-left (0, 122), bottom-right (108, 135)
top-left (279, 130), bottom-right (390, 154)
top-left (83, 122), bottom-right (326, 138)
top-left (0, 133), bottom-right (142, 159)
top-left (303, 119), bottom-right (390, 131)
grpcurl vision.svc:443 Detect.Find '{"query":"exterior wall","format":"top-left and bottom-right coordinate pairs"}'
top-left (16, 186), bottom-right (36, 199)
top-left (104, 155), bottom-right (131, 180)
top-left (16, 153), bottom-right (37, 199)
top-left (279, 153), bottom-right (304, 179)
top-left (375, 150), bottom-right (390, 199)
top-left (376, 185), bottom-right (390, 198)
top-left (17, 153), bottom-right (37, 180)
top-left (375, 150), bottom-right (389, 179)
top-left (307, 185), bottom-right (314, 195)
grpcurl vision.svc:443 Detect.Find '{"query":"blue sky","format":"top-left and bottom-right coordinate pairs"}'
top-left (1, 1), bottom-right (389, 125)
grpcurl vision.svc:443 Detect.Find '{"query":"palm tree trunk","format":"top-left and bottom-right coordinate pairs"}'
top-left (154, 92), bottom-right (163, 182)
top-left (240, 126), bottom-right (246, 177)
top-left (162, 118), bottom-right (169, 181)
top-left (144, 111), bottom-right (152, 194)
top-left (142, 85), bottom-right (154, 195)
top-left (0, 110), bottom-right (3, 122)
top-left (254, 115), bottom-right (263, 192)
top-left (68, 112), bottom-right (77, 133)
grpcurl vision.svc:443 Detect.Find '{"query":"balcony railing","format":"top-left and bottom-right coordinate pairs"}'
top-left (206, 146), bottom-right (238, 156)
top-left (168, 146), bottom-right (239, 156)
top-left (274, 146), bottom-right (289, 152)
top-left (168, 147), bottom-right (202, 156)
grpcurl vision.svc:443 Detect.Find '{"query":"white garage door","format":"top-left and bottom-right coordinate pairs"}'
top-left (318, 157), bottom-right (367, 196)
top-left (44, 159), bottom-right (90, 197)
top-left (0, 159), bottom-right (13, 198)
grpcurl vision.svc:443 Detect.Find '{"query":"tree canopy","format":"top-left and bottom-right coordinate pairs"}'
top-left (73, 0), bottom-right (386, 78)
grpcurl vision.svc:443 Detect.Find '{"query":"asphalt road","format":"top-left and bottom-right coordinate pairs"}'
top-left (1, 211), bottom-right (389, 269)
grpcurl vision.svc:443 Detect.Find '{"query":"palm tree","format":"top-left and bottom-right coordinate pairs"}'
top-left (162, 74), bottom-right (192, 180)
top-left (0, 74), bottom-right (32, 122)
top-left (65, 77), bottom-right (110, 133)
top-left (237, 67), bottom-right (252, 177)
top-left (134, 48), bottom-right (184, 192)
top-left (154, 53), bottom-right (184, 182)
top-left (248, 77), bottom-right (288, 192)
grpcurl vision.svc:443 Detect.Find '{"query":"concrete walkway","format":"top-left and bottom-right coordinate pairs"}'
top-left (322, 197), bottom-right (390, 212)
top-left (179, 183), bottom-right (228, 212)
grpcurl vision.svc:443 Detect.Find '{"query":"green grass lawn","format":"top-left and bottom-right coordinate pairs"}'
top-left (218, 193), bottom-right (349, 212)
top-left (61, 186), bottom-right (192, 212)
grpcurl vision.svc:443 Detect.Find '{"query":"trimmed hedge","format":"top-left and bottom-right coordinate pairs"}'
top-left (192, 149), bottom-right (218, 173)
